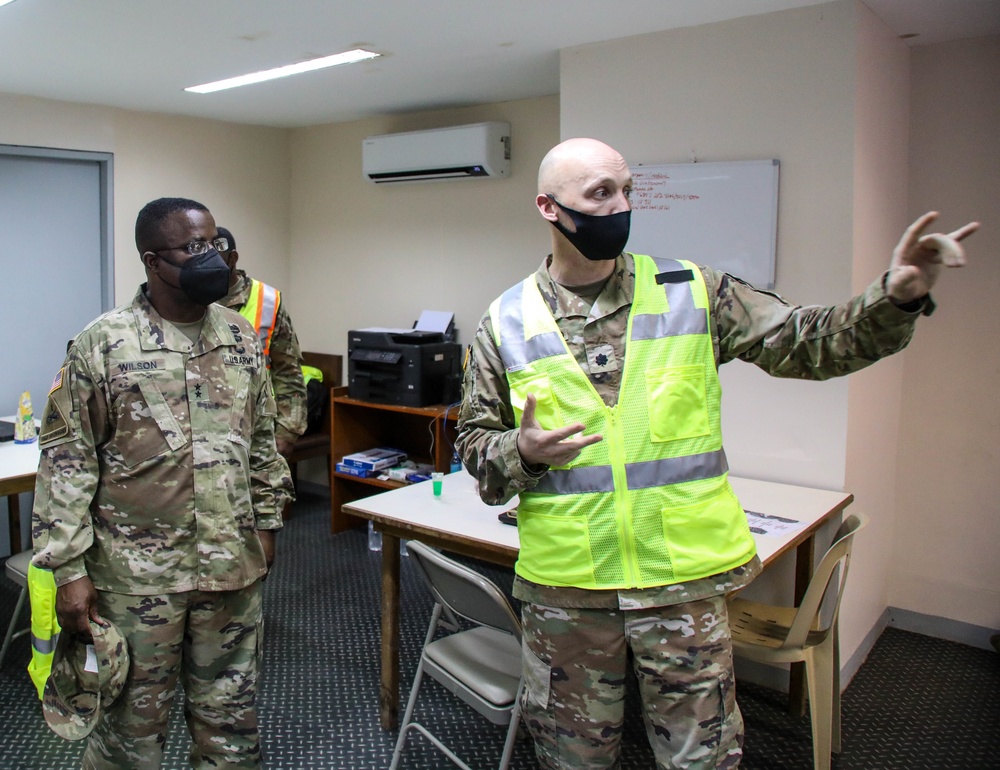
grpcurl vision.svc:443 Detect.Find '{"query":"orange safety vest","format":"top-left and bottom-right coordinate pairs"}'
top-left (239, 279), bottom-right (281, 367)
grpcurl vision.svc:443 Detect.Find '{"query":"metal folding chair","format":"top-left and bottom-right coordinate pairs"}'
top-left (389, 540), bottom-right (524, 770)
top-left (0, 551), bottom-right (32, 668)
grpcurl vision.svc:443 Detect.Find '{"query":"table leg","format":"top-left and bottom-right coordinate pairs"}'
top-left (7, 494), bottom-right (21, 555)
top-left (788, 536), bottom-right (814, 717)
top-left (379, 533), bottom-right (401, 730)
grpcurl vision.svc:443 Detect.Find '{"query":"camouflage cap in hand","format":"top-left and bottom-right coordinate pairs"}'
top-left (42, 618), bottom-right (130, 741)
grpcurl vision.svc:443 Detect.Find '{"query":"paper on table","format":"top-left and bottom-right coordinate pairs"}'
top-left (744, 510), bottom-right (805, 536)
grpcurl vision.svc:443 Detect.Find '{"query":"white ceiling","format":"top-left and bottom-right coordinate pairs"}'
top-left (0, 0), bottom-right (996, 129)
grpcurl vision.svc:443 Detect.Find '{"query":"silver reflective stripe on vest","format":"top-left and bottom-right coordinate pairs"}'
top-left (631, 256), bottom-right (707, 340)
top-left (649, 256), bottom-right (697, 310)
top-left (257, 283), bottom-right (279, 348)
top-left (32, 631), bottom-right (58, 655)
top-left (496, 281), bottom-right (565, 370)
top-left (631, 309), bottom-right (707, 340)
top-left (532, 449), bottom-right (728, 495)
top-left (534, 465), bottom-right (614, 495)
top-left (625, 450), bottom-right (729, 490)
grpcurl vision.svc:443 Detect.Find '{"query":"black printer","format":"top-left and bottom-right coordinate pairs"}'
top-left (348, 329), bottom-right (462, 407)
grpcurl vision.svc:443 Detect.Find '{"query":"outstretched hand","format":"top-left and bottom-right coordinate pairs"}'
top-left (887, 212), bottom-right (980, 303)
top-left (516, 392), bottom-right (602, 468)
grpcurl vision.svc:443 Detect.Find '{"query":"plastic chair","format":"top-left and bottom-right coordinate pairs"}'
top-left (728, 513), bottom-right (869, 770)
top-left (0, 550), bottom-right (32, 668)
top-left (389, 541), bottom-right (524, 770)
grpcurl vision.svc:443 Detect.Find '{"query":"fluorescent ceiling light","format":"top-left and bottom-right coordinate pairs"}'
top-left (186, 48), bottom-right (381, 94)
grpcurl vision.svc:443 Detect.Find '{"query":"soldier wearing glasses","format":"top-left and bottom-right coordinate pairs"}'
top-left (31, 197), bottom-right (292, 768)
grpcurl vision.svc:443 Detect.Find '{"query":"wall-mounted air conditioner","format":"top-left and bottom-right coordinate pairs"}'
top-left (362, 121), bottom-right (510, 183)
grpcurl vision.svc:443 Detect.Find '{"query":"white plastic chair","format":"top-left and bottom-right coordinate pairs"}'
top-left (728, 513), bottom-right (869, 770)
top-left (0, 550), bottom-right (32, 668)
top-left (389, 540), bottom-right (524, 770)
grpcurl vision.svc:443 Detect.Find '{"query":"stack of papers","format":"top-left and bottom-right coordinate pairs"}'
top-left (340, 447), bottom-right (408, 472)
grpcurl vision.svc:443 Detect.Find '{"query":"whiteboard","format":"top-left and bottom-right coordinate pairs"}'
top-left (627, 159), bottom-right (779, 288)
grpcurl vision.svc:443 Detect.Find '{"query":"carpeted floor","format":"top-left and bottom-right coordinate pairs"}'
top-left (0, 487), bottom-right (997, 769)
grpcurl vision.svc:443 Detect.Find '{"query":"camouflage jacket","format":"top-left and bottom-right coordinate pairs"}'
top-left (220, 269), bottom-right (307, 442)
top-left (31, 285), bottom-right (294, 595)
top-left (457, 253), bottom-right (926, 608)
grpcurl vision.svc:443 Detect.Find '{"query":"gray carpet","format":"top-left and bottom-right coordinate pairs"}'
top-left (1, 487), bottom-right (998, 769)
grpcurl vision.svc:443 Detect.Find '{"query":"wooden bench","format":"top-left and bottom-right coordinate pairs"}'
top-left (285, 351), bottom-right (342, 516)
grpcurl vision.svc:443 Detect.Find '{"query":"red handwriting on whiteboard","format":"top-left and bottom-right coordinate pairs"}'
top-left (631, 172), bottom-right (700, 211)
top-left (631, 189), bottom-right (700, 211)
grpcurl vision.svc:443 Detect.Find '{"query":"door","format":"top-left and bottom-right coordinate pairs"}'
top-left (0, 144), bottom-right (113, 552)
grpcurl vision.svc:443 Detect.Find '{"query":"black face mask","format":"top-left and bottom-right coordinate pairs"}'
top-left (157, 249), bottom-right (232, 306)
top-left (547, 194), bottom-right (631, 261)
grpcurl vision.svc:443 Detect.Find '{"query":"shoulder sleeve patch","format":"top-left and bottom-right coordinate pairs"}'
top-left (38, 396), bottom-right (71, 447)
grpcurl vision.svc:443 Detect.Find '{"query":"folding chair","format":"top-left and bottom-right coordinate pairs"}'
top-left (389, 541), bottom-right (524, 770)
top-left (728, 513), bottom-right (869, 770)
top-left (0, 550), bottom-right (32, 668)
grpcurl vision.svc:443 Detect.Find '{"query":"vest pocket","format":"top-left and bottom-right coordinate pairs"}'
top-left (517, 509), bottom-right (594, 585)
top-left (645, 365), bottom-right (710, 444)
top-left (511, 375), bottom-right (565, 432)
top-left (661, 486), bottom-right (754, 579)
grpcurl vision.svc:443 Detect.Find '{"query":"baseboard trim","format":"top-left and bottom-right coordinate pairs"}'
top-left (841, 608), bottom-right (890, 688)
top-left (886, 606), bottom-right (998, 651)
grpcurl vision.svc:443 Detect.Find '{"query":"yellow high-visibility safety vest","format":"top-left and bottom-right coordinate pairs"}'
top-left (27, 564), bottom-right (61, 699)
top-left (489, 254), bottom-right (756, 590)
top-left (239, 279), bottom-right (281, 367)
top-left (301, 365), bottom-right (323, 386)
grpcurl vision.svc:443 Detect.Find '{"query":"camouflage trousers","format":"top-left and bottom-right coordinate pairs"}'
top-left (82, 582), bottom-right (264, 770)
top-left (520, 595), bottom-right (743, 769)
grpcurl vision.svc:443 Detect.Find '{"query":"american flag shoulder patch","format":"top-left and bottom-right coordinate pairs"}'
top-left (49, 367), bottom-right (64, 394)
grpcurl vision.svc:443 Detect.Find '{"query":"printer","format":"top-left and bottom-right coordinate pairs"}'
top-left (348, 328), bottom-right (462, 407)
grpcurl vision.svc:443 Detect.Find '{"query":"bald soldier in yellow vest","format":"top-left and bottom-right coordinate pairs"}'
top-left (216, 227), bottom-right (307, 458)
top-left (456, 138), bottom-right (979, 769)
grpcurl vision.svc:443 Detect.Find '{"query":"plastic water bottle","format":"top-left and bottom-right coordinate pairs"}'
top-left (450, 451), bottom-right (462, 474)
top-left (367, 521), bottom-right (382, 552)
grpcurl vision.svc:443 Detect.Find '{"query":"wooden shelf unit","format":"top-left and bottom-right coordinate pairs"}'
top-left (328, 386), bottom-right (459, 532)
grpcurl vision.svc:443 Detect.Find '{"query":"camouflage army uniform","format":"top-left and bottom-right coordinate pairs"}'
top-left (32, 285), bottom-right (293, 769)
top-left (220, 268), bottom-right (307, 446)
top-left (456, 252), bottom-right (927, 769)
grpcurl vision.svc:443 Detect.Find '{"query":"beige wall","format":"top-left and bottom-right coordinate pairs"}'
top-left (0, 93), bottom-right (291, 306)
top-left (892, 35), bottom-right (1000, 633)
top-left (287, 96), bottom-right (560, 357)
top-left (284, 95), bottom-right (558, 487)
top-left (842, 1), bottom-right (911, 662)
top-left (561, 1), bottom-right (861, 493)
top-left (111, 112), bottom-right (291, 299)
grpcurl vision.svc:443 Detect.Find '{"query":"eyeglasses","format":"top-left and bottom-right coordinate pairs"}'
top-left (154, 237), bottom-right (229, 257)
